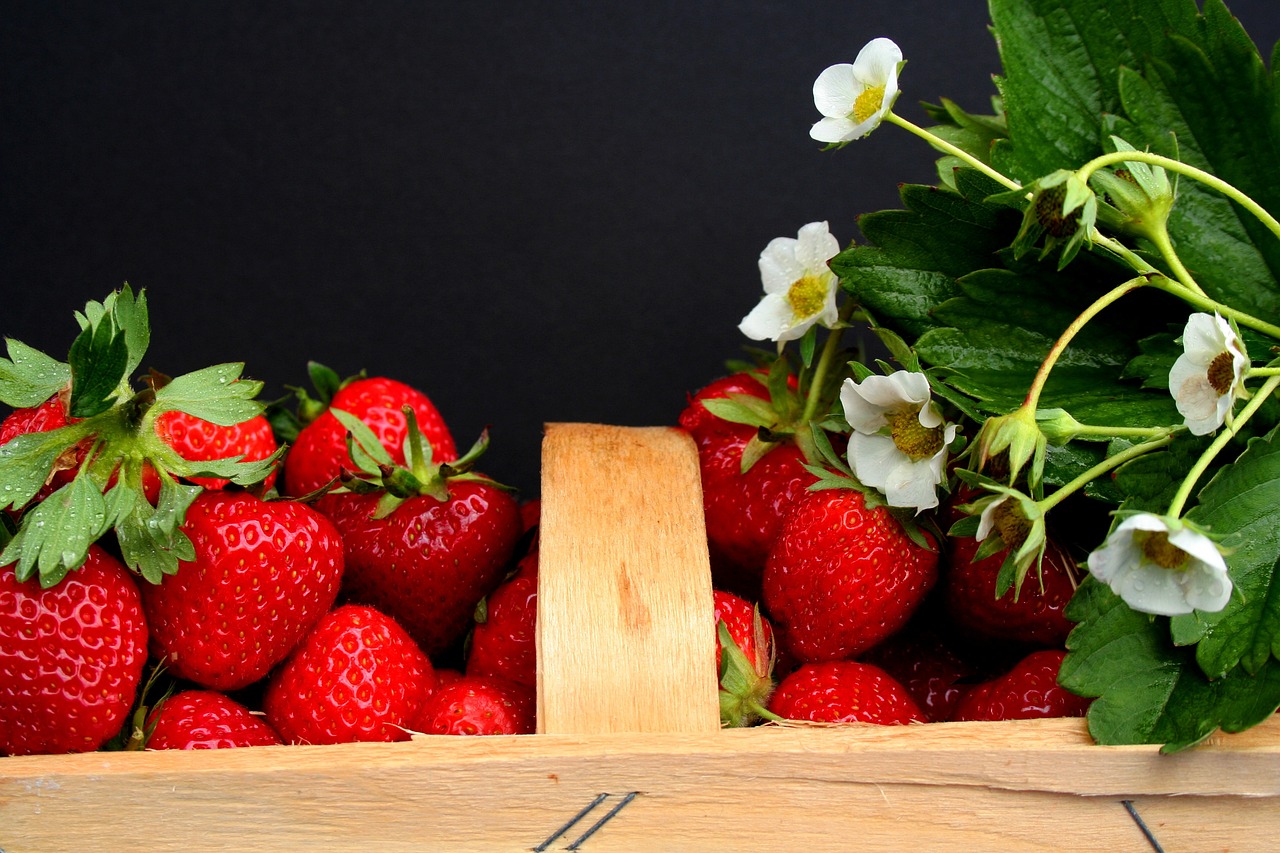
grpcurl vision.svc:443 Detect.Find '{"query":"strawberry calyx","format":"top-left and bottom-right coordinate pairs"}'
top-left (267, 360), bottom-right (367, 442)
top-left (717, 618), bottom-right (781, 727)
top-left (332, 406), bottom-right (512, 518)
top-left (0, 287), bottom-right (281, 586)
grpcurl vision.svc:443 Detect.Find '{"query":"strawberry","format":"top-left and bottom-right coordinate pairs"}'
top-left (860, 618), bottom-right (979, 722)
top-left (944, 533), bottom-right (1077, 647)
top-left (413, 673), bottom-right (536, 735)
top-left (146, 689), bottom-right (282, 749)
top-left (466, 552), bottom-right (538, 688)
top-left (951, 649), bottom-right (1091, 722)
top-left (0, 546), bottom-right (148, 755)
top-left (282, 375), bottom-right (457, 497)
top-left (766, 661), bottom-right (925, 725)
top-left (679, 373), bottom-right (817, 595)
top-left (141, 491), bottom-right (345, 691)
top-left (264, 604), bottom-right (436, 744)
top-left (314, 415), bottom-right (522, 658)
top-left (714, 589), bottom-right (776, 727)
top-left (154, 410), bottom-right (279, 491)
top-left (762, 486), bottom-right (938, 662)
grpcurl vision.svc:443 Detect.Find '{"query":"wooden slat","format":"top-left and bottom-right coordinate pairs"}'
top-left (537, 423), bottom-right (718, 735)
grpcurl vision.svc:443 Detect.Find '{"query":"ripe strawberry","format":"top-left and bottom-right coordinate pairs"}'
top-left (679, 373), bottom-right (816, 595)
top-left (860, 619), bottom-right (978, 722)
top-left (466, 552), bottom-right (538, 688)
top-left (951, 649), bottom-right (1090, 722)
top-left (0, 546), bottom-right (148, 755)
top-left (762, 487), bottom-right (938, 662)
top-left (766, 661), bottom-right (925, 725)
top-left (714, 589), bottom-right (776, 727)
top-left (146, 689), bottom-right (282, 749)
top-left (944, 534), bottom-right (1077, 647)
top-left (413, 674), bottom-right (536, 735)
top-left (283, 376), bottom-right (457, 497)
top-left (264, 604), bottom-right (436, 744)
top-left (141, 491), bottom-right (345, 691)
top-left (154, 410), bottom-right (279, 491)
top-left (321, 478), bottom-right (521, 658)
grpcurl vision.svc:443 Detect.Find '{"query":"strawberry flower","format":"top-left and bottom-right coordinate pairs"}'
top-left (738, 221), bottom-right (841, 343)
top-left (840, 370), bottom-right (957, 512)
top-left (810, 38), bottom-right (904, 144)
top-left (1086, 513), bottom-right (1231, 616)
top-left (1169, 312), bottom-right (1248, 436)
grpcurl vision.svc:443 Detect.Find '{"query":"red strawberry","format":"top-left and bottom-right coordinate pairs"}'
top-left (951, 649), bottom-right (1090, 722)
top-left (263, 604), bottom-right (436, 745)
top-left (321, 478), bottom-right (522, 657)
top-left (767, 661), bottom-right (925, 725)
top-left (154, 410), bottom-right (279, 491)
top-left (0, 546), bottom-right (148, 755)
top-left (141, 491), bottom-right (345, 691)
top-left (413, 674), bottom-right (536, 735)
top-left (860, 619), bottom-right (978, 722)
top-left (283, 376), bottom-right (457, 497)
top-left (714, 589), bottom-right (776, 727)
top-left (146, 689), bottom-right (282, 749)
top-left (466, 552), bottom-right (538, 688)
top-left (762, 487), bottom-right (938, 662)
top-left (945, 534), bottom-right (1077, 647)
top-left (679, 373), bottom-right (816, 595)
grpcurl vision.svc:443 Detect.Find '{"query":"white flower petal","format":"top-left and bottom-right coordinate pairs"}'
top-left (883, 456), bottom-right (942, 512)
top-left (738, 293), bottom-right (794, 341)
top-left (1088, 514), bottom-right (1232, 616)
top-left (1182, 313), bottom-right (1229, 364)
top-left (809, 116), bottom-right (861, 144)
top-left (848, 431), bottom-right (899, 490)
top-left (976, 496), bottom-right (1007, 541)
top-left (851, 38), bottom-right (903, 87)
top-left (758, 237), bottom-right (804, 294)
top-left (1107, 559), bottom-right (1196, 616)
top-left (840, 379), bottom-right (889, 433)
top-left (793, 221), bottom-right (840, 271)
top-left (812, 64), bottom-right (862, 119)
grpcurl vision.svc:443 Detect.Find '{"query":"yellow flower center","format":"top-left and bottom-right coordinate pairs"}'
top-left (853, 85), bottom-right (886, 124)
top-left (888, 407), bottom-right (945, 461)
top-left (786, 274), bottom-right (828, 320)
top-left (1134, 530), bottom-right (1190, 571)
top-left (1207, 351), bottom-right (1236, 396)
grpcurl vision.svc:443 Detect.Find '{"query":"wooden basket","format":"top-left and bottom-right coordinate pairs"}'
top-left (2, 423), bottom-right (1278, 852)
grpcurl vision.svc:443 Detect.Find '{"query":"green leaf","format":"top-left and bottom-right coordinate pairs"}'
top-left (1170, 428), bottom-right (1280, 677)
top-left (1061, 577), bottom-right (1280, 750)
top-left (151, 364), bottom-right (264, 426)
top-left (0, 476), bottom-right (108, 587)
top-left (699, 395), bottom-right (777, 429)
top-left (331, 408), bottom-right (396, 467)
top-left (112, 479), bottom-right (200, 584)
top-left (0, 425), bottom-right (89, 511)
top-left (67, 307), bottom-right (129, 419)
top-left (0, 339), bottom-right (71, 408)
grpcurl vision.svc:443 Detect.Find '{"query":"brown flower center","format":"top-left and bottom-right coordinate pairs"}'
top-left (991, 499), bottom-right (1031, 551)
top-left (888, 407), bottom-right (945, 461)
top-left (1034, 184), bottom-right (1080, 238)
top-left (1206, 351), bottom-right (1236, 396)
top-left (1134, 530), bottom-right (1190, 571)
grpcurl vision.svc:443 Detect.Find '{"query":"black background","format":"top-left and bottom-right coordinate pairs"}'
top-left (4, 1), bottom-right (1278, 497)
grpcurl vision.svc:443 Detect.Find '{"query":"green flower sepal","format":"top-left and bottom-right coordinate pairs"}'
top-left (999, 169), bottom-right (1097, 270)
top-left (1088, 137), bottom-right (1175, 242)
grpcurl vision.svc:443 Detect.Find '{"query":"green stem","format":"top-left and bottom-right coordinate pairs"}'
top-left (1167, 374), bottom-right (1280, 518)
top-left (1023, 276), bottom-right (1148, 411)
top-left (1039, 434), bottom-right (1175, 513)
top-left (800, 301), bottom-right (857, 424)
top-left (1145, 277), bottom-right (1280, 341)
top-left (884, 112), bottom-right (1022, 192)
top-left (1248, 367), bottom-right (1280, 378)
top-left (1067, 423), bottom-right (1172, 440)
top-left (1077, 150), bottom-right (1280, 244)
top-left (1144, 222), bottom-right (1207, 298)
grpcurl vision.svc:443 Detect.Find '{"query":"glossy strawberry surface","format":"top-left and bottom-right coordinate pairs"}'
top-left (141, 491), bottom-right (345, 691)
top-left (713, 589), bottom-right (773, 674)
top-left (951, 649), bottom-right (1091, 722)
top-left (466, 552), bottom-right (538, 688)
top-left (413, 674), bottom-right (536, 735)
top-left (767, 660), bottom-right (925, 726)
top-left (0, 546), bottom-right (148, 755)
top-left (319, 480), bottom-right (521, 657)
top-left (944, 534), bottom-right (1076, 647)
top-left (154, 410), bottom-right (279, 490)
top-left (679, 373), bottom-right (815, 594)
top-left (763, 487), bottom-right (938, 662)
top-left (146, 689), bottom-right (282, 749)
top-left (283, 376), bottom-right (457, 497)
top-left (264, 604), bottom-right (435, 745)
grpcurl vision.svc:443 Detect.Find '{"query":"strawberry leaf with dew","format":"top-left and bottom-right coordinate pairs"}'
top-left (1061, 577), bottom-right (1280, 751)
top-left (75, 286), bottom-right (151, 383)
top-left (0, 338), bottom-right (71, 409)
top-left (111, 477), bottom-right (201, 584)
top-left (1169, 427), bottom-right (1280, 679)
top-left (2, 476), bottom-right (110, 587)
top-left (66, 299), bottom-right (131, 419)
top-left (149, 364), bottom-right (265, 427)
top-left (0, 422), bottom-right (95, 511)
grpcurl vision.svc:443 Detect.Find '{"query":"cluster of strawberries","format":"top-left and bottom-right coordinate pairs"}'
top-left (686, 371), bottom-right (1091, 728)
top-left (0, 365), bottom-right (542, 755)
